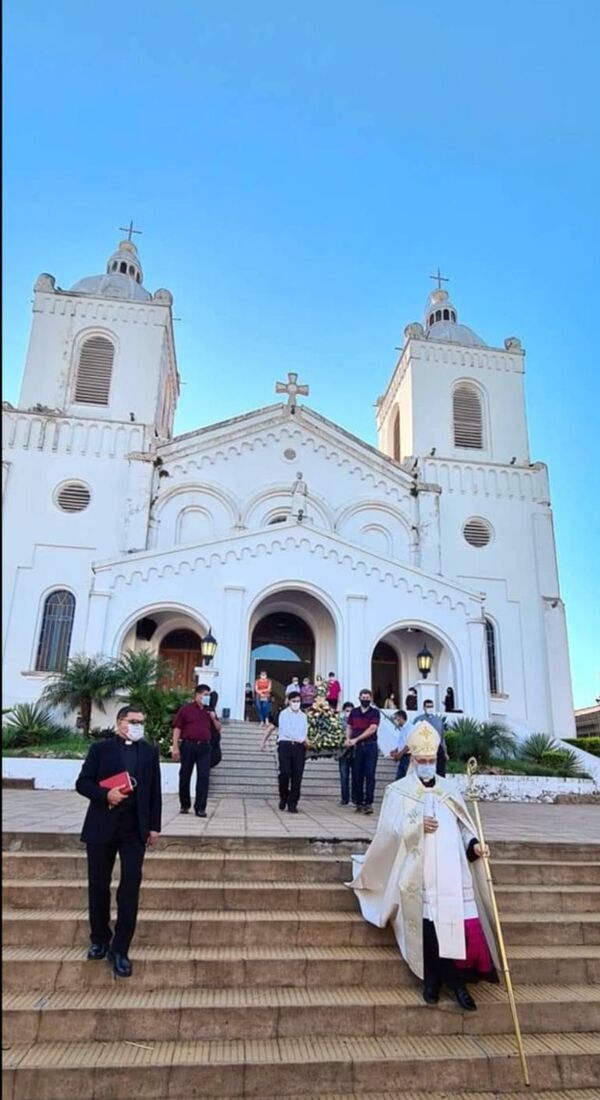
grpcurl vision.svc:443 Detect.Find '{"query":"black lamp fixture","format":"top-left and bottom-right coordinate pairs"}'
top-left (416, 643), bottom-right (433, 679)
top-left (201, 629), bottom-right (218, 667)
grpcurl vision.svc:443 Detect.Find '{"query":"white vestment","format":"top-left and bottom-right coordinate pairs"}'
top-left (349, 772), bottom-right (500, 980)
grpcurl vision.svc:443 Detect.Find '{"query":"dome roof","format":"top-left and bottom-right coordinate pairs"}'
top-left (423, 288), bottom-right (486, 348)
top-left (70, 272), bottom-right (152, 301)
top-left (70, 238), bottom-right (152, 301)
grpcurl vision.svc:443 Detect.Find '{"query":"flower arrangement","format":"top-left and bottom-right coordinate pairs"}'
top-left (306, 677), bottom-right (346, 756)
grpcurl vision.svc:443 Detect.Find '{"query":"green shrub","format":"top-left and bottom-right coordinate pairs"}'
top-left (444, 729), bottom-right (459, 760)
top-left (449, 717), bottom-right (516, 765)
top-left (520, 732), bottom-right (560, 764)
top-left (2, 703), bottom-right (65, 748)
top-left (563, 737), bottom-right (600, 759)
top-left (126, 685), bottom-right (191, 757)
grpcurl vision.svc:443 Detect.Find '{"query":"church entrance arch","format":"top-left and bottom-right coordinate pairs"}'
top-left (251, 613), bottom-right (314, 712)
top-left (248, 587), bottom-right (338, 715)
top-left (371, 624), bottom-right (459, 713)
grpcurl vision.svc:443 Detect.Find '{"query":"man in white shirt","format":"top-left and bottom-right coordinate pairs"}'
top-left (260, 692), bottom-right (309, 813)
top-left (285, 676), bottom-right (300, 697)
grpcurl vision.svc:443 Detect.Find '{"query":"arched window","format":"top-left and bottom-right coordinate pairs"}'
top-left (73, 335), bottom-right (114, 405)
top-left (392, 408), bottom-right (400, 461)
top-left (35, 590), bottom-right (75, 672)
top-left (485, 618), bottom-right (499, 695)
top-left (453, 383), bottom-right (484, 448)
top-left (451, 310), bottom-right (456, 322)
top-left (120, 261), bottom-right (127, 273)
top-left (435, 309), bottom-right (442, 321)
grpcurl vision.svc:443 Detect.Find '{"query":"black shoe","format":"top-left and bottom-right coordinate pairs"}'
top-left (180, 807), bottom-right (190, 814)
top-left (354, 804), bottom-right (364, 813)
top-left (363, 805), bottom-right (374, 815)
top-left (338, 800), bottom-right (349, 806)
top-left (287, 804), bottom-right (298, 814)
top-left (454, 985), bottom-right (477, 1011)
top-left (87, 943), bottom-right (109, 961)
top-left (108, 951), bottom-right (132, 978)
top-left (195, 810), bottom-right (207, 818)
top-left (278, 799), bottom-right (288, 810)
top-left (423, 983), bottom-right (440, 1005)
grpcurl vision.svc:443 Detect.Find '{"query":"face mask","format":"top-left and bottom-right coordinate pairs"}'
top-left (290, 701), bottom-right (301, 711)
top-left (127, 722), bottom-right (145, 742)
top-left (201, 695), bottom-right (211, 706)
top-left (417, 763), bottom-right (436, 781)
top-left (424, 707), bottom-right (433, 714)
top-left (360, 699), bottom-right (371, 709)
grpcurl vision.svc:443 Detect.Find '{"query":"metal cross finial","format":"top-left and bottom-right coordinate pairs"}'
top-left (275, 371), bottom-right (310, 408)
top-left (119, 219), bottom-right (143, 242)
top-left (429, 267), bottom-right (449, 290)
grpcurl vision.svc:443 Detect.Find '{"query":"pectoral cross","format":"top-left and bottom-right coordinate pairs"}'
top-left (275, 372), bottom-right (310, 408)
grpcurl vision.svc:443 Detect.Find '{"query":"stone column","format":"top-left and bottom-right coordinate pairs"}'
top-left (84, 590), bottom-right (111, 656)
top-left (216, 585), bottom-right (247, 719)
top-left (542, 598), bottom-right (576, 737)
top-left (123, 455), bottom-right (154, 554)
top-left (345, 594), bottom-right (369, 702)
top-left (466, 616), bottom-right (489, 721)
top-left (417, 485), bottom-right (442, 575)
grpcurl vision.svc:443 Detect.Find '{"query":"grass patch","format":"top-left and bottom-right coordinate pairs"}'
top-left (2, 736), bottom-right (88, 759)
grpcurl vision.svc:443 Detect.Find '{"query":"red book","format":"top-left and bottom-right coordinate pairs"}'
top-left (99, 771), bottom-right (135, 794)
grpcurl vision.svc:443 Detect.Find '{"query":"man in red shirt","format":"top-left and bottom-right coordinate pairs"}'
top-left (171, 685), bottom-right (221, 817)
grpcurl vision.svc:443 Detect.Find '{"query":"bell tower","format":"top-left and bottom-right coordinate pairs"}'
top-left (18, 231), bottom-right (179, 440)
top-left (376, 280), bottom-right (530, 467)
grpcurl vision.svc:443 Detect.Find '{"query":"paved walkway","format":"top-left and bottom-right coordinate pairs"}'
top-left (3, 789), bottom-right (599, 843)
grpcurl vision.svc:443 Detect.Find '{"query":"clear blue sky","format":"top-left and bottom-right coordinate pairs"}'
top-left (3, 1), bottom-right (599, 710)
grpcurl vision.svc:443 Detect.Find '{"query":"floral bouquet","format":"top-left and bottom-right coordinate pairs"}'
top-left (306, 686), bottom-right (346, 758)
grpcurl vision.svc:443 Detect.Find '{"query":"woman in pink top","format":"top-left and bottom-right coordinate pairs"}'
top-left (326, 672), bottom-right (342, 712)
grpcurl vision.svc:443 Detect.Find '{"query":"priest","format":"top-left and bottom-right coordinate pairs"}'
top-left (350, 721), bottom-right (499, 1010)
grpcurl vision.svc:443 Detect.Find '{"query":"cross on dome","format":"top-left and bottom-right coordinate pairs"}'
top-left (429, 267), bottom-right (449, 290)
top-left (275, 372), bottom-right (310, 408)
top-left (118, 219), bottom-right (143, 242)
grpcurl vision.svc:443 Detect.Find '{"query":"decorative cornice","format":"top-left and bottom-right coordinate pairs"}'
top-left (92, 525), bottom-right (481, 613)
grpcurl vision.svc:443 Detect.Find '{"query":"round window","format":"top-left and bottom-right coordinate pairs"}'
top-left (463, 518), bottom-right (493, 547)
top-left (283, 448), bottom-right (297, 461)
top-left (55, 482), bottom-right (91, 513)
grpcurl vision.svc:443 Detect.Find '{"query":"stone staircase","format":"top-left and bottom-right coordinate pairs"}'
top-left (2, 832), bottom-right (600, 1099)
top-left (211, 720), bottom-right (398, 799)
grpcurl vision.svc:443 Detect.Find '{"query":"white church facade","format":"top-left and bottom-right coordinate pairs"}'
top-left (2, 237), bottom-right (575, 736)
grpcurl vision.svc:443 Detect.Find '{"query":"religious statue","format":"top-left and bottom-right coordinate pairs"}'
top-left (291, 471), bottom-right (308, 521)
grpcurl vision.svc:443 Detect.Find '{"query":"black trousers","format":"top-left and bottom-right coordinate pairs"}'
top-left (423, 918), bottom-right (462, 990)
top-left (179, 740), bottom-right (212, 812)
top-left (436, 744), bottom-right (447, 777)
top-left (87, 827), bottom-right (146, 955)
top-left (277, 741), bottom-right (306, 807)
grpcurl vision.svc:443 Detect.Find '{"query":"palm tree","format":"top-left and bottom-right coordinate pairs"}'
top-left (116, 649), bottom-right (171, 700)
top-left (450, 717), bottom-right (516, 766)
top-left (42, 655), bottom-right (121, 737)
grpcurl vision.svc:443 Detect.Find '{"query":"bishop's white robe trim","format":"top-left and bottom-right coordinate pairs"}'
top-left (349, 773), bottom-right (500, 980)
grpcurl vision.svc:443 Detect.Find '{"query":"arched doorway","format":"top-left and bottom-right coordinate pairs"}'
top-left (159, 628), bottom-right (203, 689)
top-left (251, 612), bottom-right (315, 711)
top-left (371, 641), bottom-right (399, 708)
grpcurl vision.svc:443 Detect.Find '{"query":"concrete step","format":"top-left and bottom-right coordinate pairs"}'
top-left (4, 983), bottom-right (599, 1045)
top-left (3, 1031), bottom-right (600, 1098)
top-left (4, 848), bottom-right (600, 886)
top-left (4, 942), bottom-right (599, 991)
top-left (3, 906), bottom-right (599, 949)
top-left (122, 1093), bottom-right (600, 1100)
top-left (5, 876), bottom-right (600, 915)
top-left (4, 832), bottom-right (599, 862)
